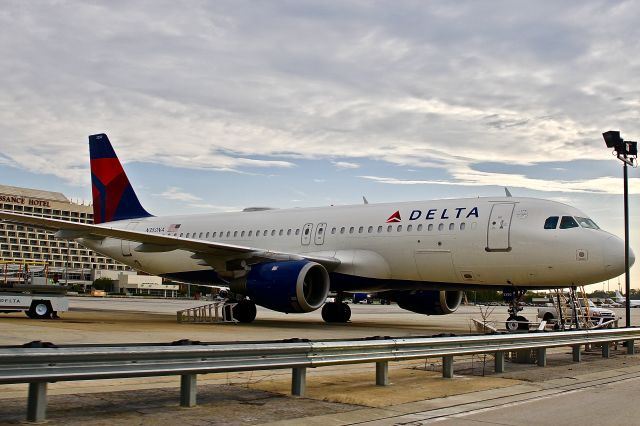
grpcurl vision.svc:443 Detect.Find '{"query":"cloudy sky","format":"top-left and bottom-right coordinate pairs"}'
top-left (1, 1), bottom-right (639, 288)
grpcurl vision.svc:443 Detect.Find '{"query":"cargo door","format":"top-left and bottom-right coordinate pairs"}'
top-left (486, 203), bottom-right (515, 251)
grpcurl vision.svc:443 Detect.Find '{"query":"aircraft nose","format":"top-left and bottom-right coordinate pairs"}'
top-left (604, 235), bottom-right (628, 275)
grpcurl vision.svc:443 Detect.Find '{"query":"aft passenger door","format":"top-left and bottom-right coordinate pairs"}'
top-left (121, 221), bottom-right (139, 256)
top-left (314, 222), bottom-right (327, 245)
top-left (486, 203), bottom-right (515, 251)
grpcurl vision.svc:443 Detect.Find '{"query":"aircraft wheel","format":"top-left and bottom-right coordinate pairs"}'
top-left (505, 316), bottom-right (520, 332)
top-left (322, 302), bottom-right (351, 323)
top-left (516, 315), bottom-right (529, 330)
top-left (233, 299), bottom-right (257, 323)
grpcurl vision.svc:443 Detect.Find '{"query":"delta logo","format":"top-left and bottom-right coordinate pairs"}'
top-left (385, 207), bottom-right (479, 222)
top-left (386, 211), bottom-right (401, 223)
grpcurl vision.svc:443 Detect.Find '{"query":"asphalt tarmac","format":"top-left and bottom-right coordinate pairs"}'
top-left (1, 297), bottom-right (639, 425)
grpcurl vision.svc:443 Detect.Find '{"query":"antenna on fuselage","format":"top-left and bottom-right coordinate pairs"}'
top-left (504, 187), bottom-right (512, 197)
top-left (363, 196), bottom-right (369, 204)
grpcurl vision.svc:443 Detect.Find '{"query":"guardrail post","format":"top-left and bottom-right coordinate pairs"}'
top-left (180, 374), bottom-right (197, 407)
top-left (27, 382), bottom-right (47, 422)
top-left (536, 348), bottom-right (547, 367)
top-left (572, 345), bottom-right (581, 362)
top-left (602, 343), bottom-right (611, 358)
top-left (494, 351), bottom-right (505, 373)
top-left (627, 340), bottom-right (635, 355)
top-left (376, 361), bottom-right (389, 386)
top-left (442, 356), bottom-right (453, 378)
top-left (292, 367), bottom-right (306, 396)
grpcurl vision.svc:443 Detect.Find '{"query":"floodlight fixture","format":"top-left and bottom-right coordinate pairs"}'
top-left (602, 129), bottom-right (637, 327)
top-left (603, 130), bottom-right (622, 148)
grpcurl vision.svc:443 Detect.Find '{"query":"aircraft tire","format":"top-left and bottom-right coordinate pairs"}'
top-left (322, 302), bottom-right (351, 323)
top-left (233, 300), bottom-right (257, 323)
top-left (515, 315), bottom-right (529, 330)
top-left (505, 316), bottom-right (519, 332)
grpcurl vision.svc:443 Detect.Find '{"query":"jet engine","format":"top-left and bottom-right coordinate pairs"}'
top-left (231, 260), bottom-right (330, 313)
top-left (394, 290), bottom-right (463, 315)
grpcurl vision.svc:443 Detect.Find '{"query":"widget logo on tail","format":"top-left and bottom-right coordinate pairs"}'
top-left (89, 133), bottom-right (152, 224)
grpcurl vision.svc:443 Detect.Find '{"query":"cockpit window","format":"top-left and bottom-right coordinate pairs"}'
top-left (559, 216), bottom-right (579, 229)
top-left (575, 216), bottom-right (600, 230)
top-left (544, 216), bottom-right (559, 229)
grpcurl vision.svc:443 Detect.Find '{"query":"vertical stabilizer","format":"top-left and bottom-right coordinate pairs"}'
top-left (89, 133), bottom-right (152, 224)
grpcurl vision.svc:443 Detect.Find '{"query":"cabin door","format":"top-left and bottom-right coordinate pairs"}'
top-left (121, 221), bottom-right (139, 257)
top-left (486, 203), bottom-right (515, 251)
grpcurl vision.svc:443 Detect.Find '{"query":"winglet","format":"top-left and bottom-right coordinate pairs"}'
top-left (89, 133), bottom-right (152, 224)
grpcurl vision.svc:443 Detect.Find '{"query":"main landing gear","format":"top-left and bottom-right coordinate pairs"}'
top-left (232, 299), bottom-right (257, 323)
top-left (322, 295), bottom-right (351, 323)
top-left (504, 288), bottom-right (529, 332)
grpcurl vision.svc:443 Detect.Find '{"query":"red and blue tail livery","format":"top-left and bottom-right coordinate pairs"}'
top-left (89, 133), bottom-right (152, 224)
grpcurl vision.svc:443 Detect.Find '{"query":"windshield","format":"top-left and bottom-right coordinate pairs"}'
top-left (575, 216), bottom-right (600, 230)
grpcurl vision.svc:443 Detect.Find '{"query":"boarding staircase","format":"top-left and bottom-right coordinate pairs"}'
top-left (177, 301), bottom-right (238, 324)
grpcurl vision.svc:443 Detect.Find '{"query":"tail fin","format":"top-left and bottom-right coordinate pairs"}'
top-left (89, 133), bottom-right (152, 224)
top-left (615, 291), bottom-right (624, 302)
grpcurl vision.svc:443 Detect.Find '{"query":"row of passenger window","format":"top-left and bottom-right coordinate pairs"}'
top-left (173, 221), bottom-right (477, 240)
top-left (544, 216), bottom-right (600, 230)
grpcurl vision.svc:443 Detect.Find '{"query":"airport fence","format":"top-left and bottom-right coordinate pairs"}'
top-left (1, 327), bottom-right (640, 422)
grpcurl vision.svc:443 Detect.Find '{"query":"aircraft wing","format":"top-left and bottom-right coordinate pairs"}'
top-left (0, 212), bottom-right (341, 271)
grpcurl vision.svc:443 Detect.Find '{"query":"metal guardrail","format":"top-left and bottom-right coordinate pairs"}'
top-left (2, 327), bottom-right (639, 423)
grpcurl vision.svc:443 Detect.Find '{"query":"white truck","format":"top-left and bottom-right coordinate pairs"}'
top-left (0, 288), bottom-right (68, 319)
top-left (537, 299), bottom-right (616, 328)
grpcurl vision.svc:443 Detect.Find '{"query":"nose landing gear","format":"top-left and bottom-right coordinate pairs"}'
top-left (504, 288), bottom-right (529, 331)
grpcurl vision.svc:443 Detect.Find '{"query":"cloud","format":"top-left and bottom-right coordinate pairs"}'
top-left (154, 186), bottom-right (202, 202)
top-left (332, 161), bottom-right (360, 169)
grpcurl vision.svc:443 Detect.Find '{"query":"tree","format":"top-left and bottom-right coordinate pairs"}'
top-left (92, 277), bottom-right (114, 292)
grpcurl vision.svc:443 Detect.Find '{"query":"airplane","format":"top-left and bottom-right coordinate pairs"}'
top-left (614, 291), bottom-right (640, 308)
top-left (0, 133), bottom-right (635, 328)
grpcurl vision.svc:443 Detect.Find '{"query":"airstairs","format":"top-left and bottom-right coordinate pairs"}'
top-left (177, 301), bottom-right (238, 324)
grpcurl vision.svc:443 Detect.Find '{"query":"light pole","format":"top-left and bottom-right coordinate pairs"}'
top-left (602, 131), bottom-right (637, 327)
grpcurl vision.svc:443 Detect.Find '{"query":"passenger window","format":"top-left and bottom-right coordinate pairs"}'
top-left (271, 230), bottom-right (276, 236)
top-left (256, 230), bottom-right (261, 237)
top-left (358, 226), bottom-right (364, 233)
top-left (449, 223), bottom-right (454, 231)
top-left (544, 216), bottom-right (559, 229)
top-left (233, 231), bottom-right (238, 237)
top-left (248, 231), bottom-right (253, 237)
top-left (368, 226), bottom-right (373, 233)
top-left (397, 225), bottom-right (402, 232)
top-left (438, 223), bottom-right (444, 231)
top-left (226, 231), bottom-right (231, 237)
top-left (279, 229), bottom-right (283, 236)
top-left (377, 226), bottom-right (383, 233)
top-left (295, 229), bottom-right (300, 236)
top-left (407, 225), bottom-right (412, 232)
top-left (428, 224), bottom-right (433, 231)
top-left (340, 227), bottom-right (345, 234)
top-left (295, 229), bottom-right (300, 235)
top-left (212, 232), bottom-right (217, 238)
top-left (180, 233), bottom-right (183, 237)
top-left (417, 224), bottom-right (423, 231)
top-left (349, 227), bottom-right (354, 234)
top-left (206, 232), bottom-right (210, 238)
top-left (460, 223), bottom-right (466, 231)
top-left (560, 216), bottom-right (579, 229)
top-left (387, 225), bottom-right (392, 232)
top-left (241, 231), bottom-right (245, 237)
top-left (199, 232), bottom-right (203, 238)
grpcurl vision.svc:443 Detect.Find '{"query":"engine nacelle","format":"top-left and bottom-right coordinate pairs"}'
top-left (236, 260), bottom-right (330, 313)
top-left (395, 290), bottom-right (463, 315)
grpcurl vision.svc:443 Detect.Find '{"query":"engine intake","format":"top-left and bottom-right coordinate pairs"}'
top-left (395, 290), bottom-right (463, 315)
top-left (233, 260), bottom-right (330, 313)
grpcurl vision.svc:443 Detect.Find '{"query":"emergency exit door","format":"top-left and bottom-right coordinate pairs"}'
top-left (486, 203), bottom-right (515, 251)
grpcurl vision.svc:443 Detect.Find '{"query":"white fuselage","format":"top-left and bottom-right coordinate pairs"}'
top-left (80, 197), bottom-right (631, 290)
